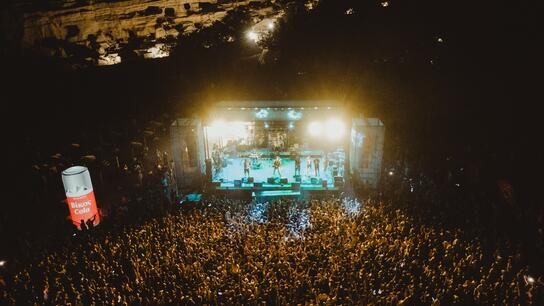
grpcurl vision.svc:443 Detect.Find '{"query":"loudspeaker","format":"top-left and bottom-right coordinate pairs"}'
top-left (267, 177), bottom-right (276, 184)
top-left (294, 175), bottom-right (301, 182)
top-left (334, 176), bottom-right (344, 188)
top-left (254, 182), bottom-right (263, 188)
top-left (292, 182), bottom-right (300, 190)
top-left (234, 180), bottom-right (242, 187)
top-left (205, 159), bottom-right (212, 180)
top-left (280, 178), bottom-right (288, 184)
top-left (310, 177), bottom-right (319, 184)
top-left (247, 177), bottom-right (254, 183)
top-left (322, 180), bottom-right (328, 188)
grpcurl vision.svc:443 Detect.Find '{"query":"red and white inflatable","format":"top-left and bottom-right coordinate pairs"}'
top-left (61, 166), bottom-right (100, 230)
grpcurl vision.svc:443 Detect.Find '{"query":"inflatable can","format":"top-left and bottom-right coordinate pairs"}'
top-left (61, 166), bottom-right (100, 230)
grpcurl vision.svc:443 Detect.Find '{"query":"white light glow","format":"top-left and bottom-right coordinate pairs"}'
top-left (288, 110), bottom-right (302, 120)
top-left (0, 260), bottom-right (5, 267)
top-left (246, 30), bottom-right (259, 42)
top-left (267, 22), bottom-right (275, 30)
top-left (388, 171), bottom-right (394, 176)
top-left (381, 1), bottom-right (389, 7)
top-left (207, 121), bottom-right (249, 147)
top-left (325, 119), bottom-right (345, 140)
top-left (308, 121), bottom-right (323, 136)
top-left (256, 109), bottom-right (269, 118)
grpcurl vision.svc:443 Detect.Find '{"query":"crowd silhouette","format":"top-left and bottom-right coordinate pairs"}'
top-left (1, 194), bottom-right (542, 304)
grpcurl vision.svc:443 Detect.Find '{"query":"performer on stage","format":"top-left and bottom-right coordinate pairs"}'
top-left (306, 156), bottom-right (312, 176)
top-left (314, 157), bottom-right (320, 177)
top-left (273, 156), bottom-right (282, 177)
top-left (294, 156), bottom-right (301, 176)
top-left (243, 158), bottom-right (250, 177)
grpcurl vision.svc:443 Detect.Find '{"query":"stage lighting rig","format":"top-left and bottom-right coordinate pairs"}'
top-left (256, 109), bottom-right (269, 119)
top-left (308, 121), bottom-right (323, 136)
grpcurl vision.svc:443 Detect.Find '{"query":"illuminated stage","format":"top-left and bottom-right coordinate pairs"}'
top-left (171, 101), bottom-right (384, 199)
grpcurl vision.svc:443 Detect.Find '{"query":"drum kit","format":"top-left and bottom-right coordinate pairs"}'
top-left (249, 151), bottom-right (262, 170)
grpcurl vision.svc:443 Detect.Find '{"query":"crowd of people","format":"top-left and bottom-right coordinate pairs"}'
top-left (1, 194), bottom-right (542, 304)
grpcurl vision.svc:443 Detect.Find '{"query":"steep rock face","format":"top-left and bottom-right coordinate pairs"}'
top-left (2, 0), bottom-right (279, 64)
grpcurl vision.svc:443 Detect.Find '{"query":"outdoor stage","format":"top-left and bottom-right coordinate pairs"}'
top-left (214, 151), bottom-right (343, 184)
top-left (171, 101), bottom-right (384, 199)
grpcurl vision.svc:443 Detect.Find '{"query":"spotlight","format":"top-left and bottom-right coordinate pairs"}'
top-left (308, 121), bottom-right (322, 136)
top-left (211, 119), bottom-right (225, 128)
top-left (0, 260), bottom-right (5, 267)
top-left (388, 171), bottom-right (394, 176)
top-left (267, 22), bottom-right (274, 30)
top-left (288, 122), bottom-right (295, 129)
top-left (325, 119), bottom-right (345, 140)
top-left (246, 30), bottom-right (259, 42)
top-left (527, 276), bottom-right (535, 284)
top-left (256, 109), bottom-right (268, 119)
top-left (287, 110), bottom-right (302, 120)
top-left (264, 122), bottom-right (270, 129)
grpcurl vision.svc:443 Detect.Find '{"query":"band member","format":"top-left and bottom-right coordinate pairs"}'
top-left (294, 156), bottom-right (301, 176)
top-left (306, 156), bottom-right (312, 176)
top-left (273, 156), bottom-right (282, 177)
top-left (243, 158), bottom-right (250, 177)
top-left (314, 157), bottom-right (320, 177)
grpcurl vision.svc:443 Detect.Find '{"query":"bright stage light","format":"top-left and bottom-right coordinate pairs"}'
top-left (246, 30), bottom-right (259, 42)
top-left (256, 109), bottom-right (268, 118)
top-left (288, 122), bottom-right (295, 129)
top-left (308, 121), bottom-right (322, 136)
top-left (288, 109), bottom-right (302, 120)
top-left (325, 119), bottom-right (345, 140)
top-left (267, 22), bottom-right (275, 30)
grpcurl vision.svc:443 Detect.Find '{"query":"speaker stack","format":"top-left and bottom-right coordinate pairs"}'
top-left (254, 182), bottom-right (263, 188)
top-left (267, 177), bottom-right (276, 184)
top-left (322, 180), bottom-right (328, 188)
top-left (334, 176), bottom-right (344, 188)
top-left (280, 178), bottom-right (288, 184)
top-left (247, 177), bottom-right (254, 183)
top-left (292, 182), bottom-right (301, 190)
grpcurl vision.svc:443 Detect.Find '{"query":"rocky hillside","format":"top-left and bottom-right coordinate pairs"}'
top-left (1, 0), bottom-right (283, 65)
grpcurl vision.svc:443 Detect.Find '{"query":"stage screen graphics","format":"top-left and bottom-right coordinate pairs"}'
top-left (61, 166), bottom-right (100, 230)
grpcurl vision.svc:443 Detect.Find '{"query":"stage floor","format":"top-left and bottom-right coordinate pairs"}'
top-left (213, 157), bottom-right (343, 185)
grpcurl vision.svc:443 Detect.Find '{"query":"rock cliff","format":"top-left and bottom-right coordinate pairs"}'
top-left (1, 0), bottom-right (281, 64)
